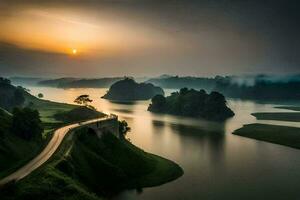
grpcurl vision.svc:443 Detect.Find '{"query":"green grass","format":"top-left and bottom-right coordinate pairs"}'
top-left (233, 123), bottom-right (300, 149)
top-left (24, 92), bottom-right (77, 124)
top-left (54, 106), bottom-right (106, 123)
top-left (0, 108), bottom-right (49, 179)
top-left (0, 130), bottom-right (102, 200)
top-left (275, 106), bottom-right (300, 111)
top-left (60, 128), bottom-right (183, 195)
top-left (0, 93), bottom-right (102, 179)
top-left (0, 128), bottom-right (183, 199)
top-left (252, 112), bottom-right (300, 122)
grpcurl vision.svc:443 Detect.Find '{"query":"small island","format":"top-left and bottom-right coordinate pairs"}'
top-left (102, 78), bottom-right (164, 101)
top-left (148, 88), bottom-right (234, 121)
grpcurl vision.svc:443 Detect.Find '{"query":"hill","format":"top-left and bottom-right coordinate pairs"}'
top-left (54, 106), bottom-right (106, 123)
top-left (9, 77), bottom-right (43, 86)
top-left (0, 127), bottom-right (183, 199)
top-left (0, 77), bottom-right (106, 178)
top-left (0, 108), bottom-right (45, 178)
top-left (38, 77), bottom-right (123, 88)
top-left (148, 88), bottom-right (234, 121)
top-left (102, 78), bottom-right (164, 101)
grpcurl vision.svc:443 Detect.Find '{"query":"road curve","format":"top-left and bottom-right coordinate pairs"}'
top-left (0, 116), bottom-right (114, 185)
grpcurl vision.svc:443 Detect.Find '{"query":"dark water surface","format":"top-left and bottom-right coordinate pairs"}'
top-left (29, 87), bottom-right (300, 200)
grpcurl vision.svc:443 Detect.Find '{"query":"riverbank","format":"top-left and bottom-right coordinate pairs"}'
top-left (252, 112), bottom-right (300, 122)
top-left (275, 106), bottom-right (300, 111)
top-left (233, 124), bottom-right (300, 150)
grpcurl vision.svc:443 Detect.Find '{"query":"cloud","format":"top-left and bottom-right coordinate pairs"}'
top-left (0, 0), bottom-right (299, 77)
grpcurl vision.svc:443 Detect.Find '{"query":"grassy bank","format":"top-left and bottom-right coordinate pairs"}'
top-left (233, 124), bottom-right (300, 149)
top-left (0, 92), bottom-right (106, 179)
top-left (252, 112), bottom-right (300, 122)
top-left (0, 109), bottom-right (50, 179)
top-left (0, 94), bottom-right (77, 178)
top-left (275, 106), bottom-right (300, 111)
top-left (0, 128), bottom-right (183, 199)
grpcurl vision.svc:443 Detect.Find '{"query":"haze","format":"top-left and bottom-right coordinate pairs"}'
top-left (0, 0), bottom-right (299, 77)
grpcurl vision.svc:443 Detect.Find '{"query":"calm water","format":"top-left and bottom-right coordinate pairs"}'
top-left (29, 87), bottom-right (300, 200)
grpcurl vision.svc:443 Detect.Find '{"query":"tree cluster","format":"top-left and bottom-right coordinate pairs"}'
top-left (148, 88), bottom-right (234, 121)
top-left (118, 120), bottom-right (131, 138)
top-left (11, 107), bottom-right (43, 140)
top-left (102, 78), bottom-right (164, 101)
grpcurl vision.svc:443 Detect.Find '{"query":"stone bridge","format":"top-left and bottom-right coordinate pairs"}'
top-left (81, 114), bottom-right (119, 138)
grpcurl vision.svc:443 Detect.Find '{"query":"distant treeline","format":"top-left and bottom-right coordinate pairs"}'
top-left (38, 77), bottom-right (124, 88)
top-left (10, 74), bottom-right (300, 100)
top-left (147, 75), bottom-right (300, 100)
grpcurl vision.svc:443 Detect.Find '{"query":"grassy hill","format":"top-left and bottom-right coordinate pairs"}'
top-left (0, 79), bottom-right (106, 178)
top-left (102, 78), bottom-right (164, 101)
top-left (0, 109), bottom-right (45, 178)
top-left (0, 128), bottom-right (183, 199)
top-left (54, 106), bottom-right (106, 123)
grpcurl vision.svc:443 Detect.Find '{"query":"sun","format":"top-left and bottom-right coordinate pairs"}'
top-left (72, 48), bottom-right (77, 55)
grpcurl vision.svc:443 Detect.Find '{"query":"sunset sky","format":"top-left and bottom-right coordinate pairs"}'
top-left (0, 0), bottom-right (299, 77)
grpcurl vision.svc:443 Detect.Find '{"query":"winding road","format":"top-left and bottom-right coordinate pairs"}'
top-left (0, 116), bottom-right (113, 186)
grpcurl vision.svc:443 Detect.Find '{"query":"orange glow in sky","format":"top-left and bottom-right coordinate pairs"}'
top-left (0, 7), bottom-right (171, 57)
top-left (72, 49), bottom-right (77, 55)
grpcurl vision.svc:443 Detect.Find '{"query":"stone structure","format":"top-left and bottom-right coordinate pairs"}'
top-left (84, 114), bottom-right (119, 138)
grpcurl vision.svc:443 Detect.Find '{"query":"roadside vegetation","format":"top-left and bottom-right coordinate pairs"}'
top-left (0, 78), bottom-right (105, 178)
top-left (233, 124), bottom-right (300, 149)
top-left (0, 127), bottom-right (183, 200)
top-left (0, 107), bottom-right (45, 178)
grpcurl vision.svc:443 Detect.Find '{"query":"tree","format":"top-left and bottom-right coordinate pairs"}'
top-left (13, 88), bottom-right (25, 106)
top-left (74, 95), bottom-right (93, 106)
top-left (38, 93), bottom-right (44, 98)
top-left (11, 107), bottom-right (43, 140)
top-left (0, 77), bottom-right (11, 85)
top-left (119, 120), bottom-right (131, 137)
top-left (148, 95), bottom-right (166, 112)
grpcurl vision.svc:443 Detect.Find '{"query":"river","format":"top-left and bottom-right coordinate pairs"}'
top-left (28, 87), bottom-right (300, 200)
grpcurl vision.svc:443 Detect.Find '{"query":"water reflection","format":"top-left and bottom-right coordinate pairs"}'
top-left (111, 108), bottom-right (134, 114)
top-left (168, 122), bottom-right (226, 168)
top-left (109, 100), bottom-right (138, 105)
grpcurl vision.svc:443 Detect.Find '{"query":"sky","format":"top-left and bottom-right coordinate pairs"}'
top-left (0, 0), bottom-right (299, 78)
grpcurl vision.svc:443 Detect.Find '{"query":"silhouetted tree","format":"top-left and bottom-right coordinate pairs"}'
top-left (0, 77), bottom-right (11, 85)
top-left (38, 93), bottom-right (44, 98)
top-left (74, 95), bottom-right (93, 106)
top-left (119, 120), bottom-right (131, 138)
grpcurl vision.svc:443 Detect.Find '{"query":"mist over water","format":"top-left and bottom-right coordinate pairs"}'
top-left (28, 86), bottom-right (300, 200)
